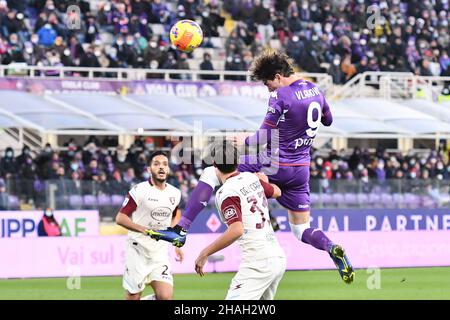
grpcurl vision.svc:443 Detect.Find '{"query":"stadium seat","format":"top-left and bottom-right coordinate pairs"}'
top-left (344, 193), bottom-right (358, 206)
top-left (210, 37), bottom-right (224, 48)
top-left (69, 195), bottom-right (83, 209)
top-left (97, 194), bottom-right (112, 207)
top-left (332, 193), bottom-right (345, 207)
top-left (83, 195), bottom-right (97, 208)
top-left (392, 193), bottom-right (405, 208)
top-left (356, 193), bottom-right (369, 206)
top-left (380, 193), bottom-right (394, 208)
top-left (151, 24), bottom-right (166, 36)
top-left (421, 195), bottom-right (437, 208)
top-left (8, 195), bottom-right (20, 210)
top-left (404, 193), bottom-right (421, 209)
top-left (310, 193), bottom-right (320, 204)
top-left (368, 193), bottom-right (381, 207)
top-left (111, 195), bottom-right (125, 207)
top-left (320, 193), bottom-right (333, 206)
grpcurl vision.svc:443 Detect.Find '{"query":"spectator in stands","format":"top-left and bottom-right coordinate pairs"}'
top-left (199, 52), bottom-right (218, 80)
top-left (0, 178), bottom-right (8, 210)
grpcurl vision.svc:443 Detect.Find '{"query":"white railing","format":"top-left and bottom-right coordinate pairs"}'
top-left (330, 71), bottom-right (450, 102)
top-left (0, 64), bottom-right (333, 90)
top-left (1, 65), bottom-right (447, 101)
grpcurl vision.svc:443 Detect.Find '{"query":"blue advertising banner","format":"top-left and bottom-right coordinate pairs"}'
top-left (189, 208), bottom-right (450, 233)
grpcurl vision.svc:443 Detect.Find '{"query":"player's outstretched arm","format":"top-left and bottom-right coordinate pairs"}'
top-left (194, 222), bottom-right (244, 277)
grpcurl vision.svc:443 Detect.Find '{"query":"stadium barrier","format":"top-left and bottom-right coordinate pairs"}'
top-left (0, 210), bottom-right (99, 238)
top-left (1, 230), bottom-right (450, 278)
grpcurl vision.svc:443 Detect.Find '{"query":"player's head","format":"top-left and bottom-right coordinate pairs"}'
top-left (250, 49), bottom-right (295, 92)
top-left (148, 151), bottom-right (169, 183)
top-left (212, 140), bottom-right (239, 175)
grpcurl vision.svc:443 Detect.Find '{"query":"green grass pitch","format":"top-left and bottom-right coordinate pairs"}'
top-left (1, 267), bottom-right (450, 300)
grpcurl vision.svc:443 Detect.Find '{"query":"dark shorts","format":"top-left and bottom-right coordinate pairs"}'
top-left (238, 155), bottom-right (310, 212)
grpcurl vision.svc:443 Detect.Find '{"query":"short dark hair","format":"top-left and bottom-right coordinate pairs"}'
top-left (250, 49), bottom-right (295, 82)
top-left (149, 150), bottom-right (168, 164)
top-left (212, 140), bottom-right (239, 174)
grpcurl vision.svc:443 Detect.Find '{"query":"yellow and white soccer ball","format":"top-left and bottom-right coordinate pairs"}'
top-left (169, 19), bottom-right (203, 53)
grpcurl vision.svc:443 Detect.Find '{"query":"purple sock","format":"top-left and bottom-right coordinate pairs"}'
top-left (301, 228), bottom-right (333, 251)
top-left (178, 181), bottom-right (214, 230)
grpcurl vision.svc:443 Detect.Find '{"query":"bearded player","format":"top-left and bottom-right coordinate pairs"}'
top-left (150, 50), bottom-right (355, 284)
top-left (116, 151), bottom-right (183, 300)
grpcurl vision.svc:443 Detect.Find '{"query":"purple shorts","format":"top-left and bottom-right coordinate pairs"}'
top-left (238, 155), bottom-right (310, 212)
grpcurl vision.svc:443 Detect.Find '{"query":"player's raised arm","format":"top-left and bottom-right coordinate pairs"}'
top-left (321, 96), bottom-right (333, 127)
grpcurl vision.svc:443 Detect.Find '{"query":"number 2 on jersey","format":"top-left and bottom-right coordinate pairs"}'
top-left (247, 191), bottom-right (268, 229)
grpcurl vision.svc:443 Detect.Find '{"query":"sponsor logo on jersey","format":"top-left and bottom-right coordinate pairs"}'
top-left (298, 204), bottom-right (309, 209)
top-left (270, 91), bottom-right (278, 99)
top-left (223, 206), bottom-right (237, 220)
top-left (150, 207), bottom-right (172, 221)
top-left (122, 197), bottom-right (129, 207)
top-left (170, 197), bottom-right (176, 205)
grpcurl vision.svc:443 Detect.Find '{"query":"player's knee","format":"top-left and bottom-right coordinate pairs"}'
top-left (155, 290), bottom-right (173, 300)
top-left (289, 222), bottom-right (310, 241)
top-left (125, 291), bottom-right (141, 300)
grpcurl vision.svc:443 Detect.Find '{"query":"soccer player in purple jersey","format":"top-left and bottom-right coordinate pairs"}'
top-left (148, 50), bottom-right (354, 284)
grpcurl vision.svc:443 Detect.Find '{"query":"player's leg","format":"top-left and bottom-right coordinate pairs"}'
top-left (260, 256), bottom-right (286, 300)
top-left (148, 166), bottom-right (219, 246)
top-left (149, 281), bottom-right (173, 300)
top-left (122, 242), bottom-right (147, 300)
top-left (287, 208), bottom-right (355, 284)
top-left (148, 261), bottom-right (174, 300)
top-left (225, 259), bottom-right (277, 300)
top-left (275, 166), bottom-right (355, 283)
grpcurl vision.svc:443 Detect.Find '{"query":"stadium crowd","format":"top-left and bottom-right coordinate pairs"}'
top-left (0, 0), bottom-right (449, 84)
top-left (0, 136), bottom-right (448, 210)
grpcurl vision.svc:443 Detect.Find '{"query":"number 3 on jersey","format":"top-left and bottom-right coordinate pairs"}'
top-left (247, 191), bottom-right (268, 229)
top-left (306, 101), bottom-right (322, 138)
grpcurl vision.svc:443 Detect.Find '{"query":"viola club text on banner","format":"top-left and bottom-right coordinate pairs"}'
top-left (0, 211), bottom-right (99, 238)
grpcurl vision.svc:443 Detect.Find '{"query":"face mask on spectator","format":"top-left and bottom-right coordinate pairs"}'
top-left (71, 163), bottom-right (79, 171)
top-left (357, 163), bottom-right (364, 171)
top-left (325, 24), bottom-right (332, 33)
top-left (117, 40), bottom-right (124, 46)
top-left (150, 60), bottom-right (159, 69)
top-left (117, 154), bottom-right (126, 162)
top-left (360, 38), bottom-right (367, 46)
top-left (150, 41), bottom-right (157, 48)
top-left (6, 151), bottom-right (13, 158)
top-left (44, 209), bottom-right (53, 217)
top-left (143, 172), bottom-right (150, 180)
top-left (94, 50), bottom-right (101, 57)
top-left (437, 164), bottom-right (444, 170)
top-left (26, 47), bottom-right (33, 54)
top-left (126, 40), bottom-right (134, 45)
top-left (31, 36), bottom-right (39, 44)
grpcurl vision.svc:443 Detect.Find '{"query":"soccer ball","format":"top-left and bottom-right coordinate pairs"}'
top-left (170, 19), bottom-right (203, 53)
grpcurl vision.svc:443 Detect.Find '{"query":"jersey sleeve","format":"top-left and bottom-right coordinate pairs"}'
top-left (199, 166), bottom-right (220, 189)
top-left (259, 179), bottom-right (275, 198)
top-left (220, 196), bottom-right (242, 226)
top-left (321, 95), bottom-right (333, 126)
top-left (120, 193), bottom-right (137, 216)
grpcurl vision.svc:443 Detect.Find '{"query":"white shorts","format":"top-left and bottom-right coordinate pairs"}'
top-left (225, 256), bottom-right (286, 300)
top-left (122, 241), bottom-right (173, 294)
